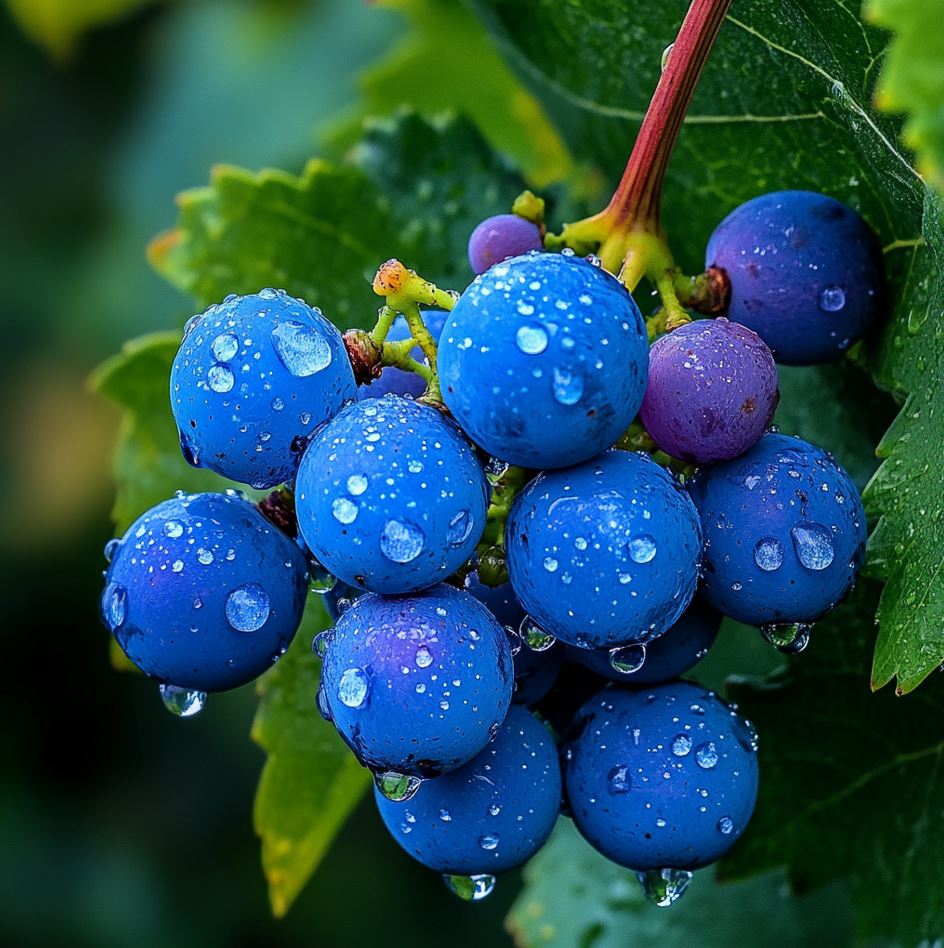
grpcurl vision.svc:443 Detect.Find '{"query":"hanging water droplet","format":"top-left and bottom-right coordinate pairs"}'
top-left (661, 42), bottom-right (674, 72)
top-left (718, 816), bottom-right (734, 835)
top-left (415, 646), bottom-right (433, 668)
top-left (211, 332), bottom-right (239, 361)
top-left (207, 363), bottom-right (234, 393)
top-left (505, 627), bottom-right (522, 656)
top-left (443, 874), bottom-right (496, 902)
top-left (552, 366), bottom-right (584, 405)
top-left (627, 535), bottom-right (657, 564)
top-left (478, 833), bottom-right (500, 851)
top-left (636, 868), bottom-right (693, 907)
top-left (308, 561), bottom-right (337, 595)
top-left (101, 582), bottom-right (127, 631)
top-left (374, 770), bottom-right (422, 802)
top-left (271, 320), bottom-right (332, 376)
top-left (818, 285), bottom-right (846, 312)
top-left (380, 519), bottom-right (425, 563)
top-left (607, 764), bottom-right (632, 794)
top-left (515, 324), bottom-right (548, 355)
top-left (332, 497), bottom-right (359, 524)
top-left (694, 742), bottom-right (719, 769)
top-left (485, 456), bottom-right (509, 483)
top-left (159, 684), bottom-right (206, 718)
top-left (671, 734), bottom-right (692, 757)
top-left (312, 630), bottom-right (330, 658)
top-left (225, 583), bottom-right (271, 632)
top-left (790, 522), bottom-right (834, 570)
top-left (103, 538), bottom-right (120, 562)
top-left (446, 509), bottom-right (473, 546)
top-left (183, 313), bottom-right (202, 337)
top-left (609, 644), bottom-right (646, 674)
top-left (753, 537), bottom-right (783, 571)
top-left (519, 615), bottom-right (556, 652)
top-left (761, 622), bottom-right (812, 653)
top-left (338, 667), bottom-right (369, 708)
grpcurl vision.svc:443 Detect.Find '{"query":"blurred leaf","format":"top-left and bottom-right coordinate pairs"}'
top-left (328, 0), bottom-right (572, 187)
top-left (5, 0), bottom-right (161, 59)
top-left (470, 0), bottom-right (944, 691)
top-left (251, 597), bottom-right (370, 918)
top-left (724, 582), bottom-right (944, 943)
top-left (89, 332), bottom-right (234, 533)
top-left (867, 0), bottom-right (944, 196)
top-left (150, 112), bottom-right (525, 325)
top-left (507, 820), bottom-right (850, 947)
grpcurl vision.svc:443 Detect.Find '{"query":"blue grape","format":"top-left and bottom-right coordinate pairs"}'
top-left (464, 570), bottom-right (563, 705)
top-left (468, 214), bottom-right (544, 275)
top-left (100, 491), bottom-right (308, 691)
top-left (506, 450), bottom-right (702, 649)
top-left (319, 584), bottom-right (514, 776)
top-left (439, 253), bottom-right (648, 469)
top-left (688, 432), bottom-right (865, 626)
top-left (375, 705), bottom-right (560, 874)
top-left (568, 599), bottom-right (720, 685)
top-left (170, 289), bottom-right (355, 489)
top-left (295, 396), bottom-right (488, 594)
top-left (564, 682), bottom-right (758, 871)
top-left (706, 191), bottom-right (884, 365)
top-left (358, 310), bottom-right (447, 400)
top-left (640, 319), bottom-right (778, 463)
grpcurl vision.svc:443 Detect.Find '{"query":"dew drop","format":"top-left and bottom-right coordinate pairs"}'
top-left (609, 644), bottom-right (646, 675)
top-left (607, 765), bottom-right (632, 794)
top-left (380, 519), bottom-right (425, 563)
top-left (207, 363), bottom-right (234, 393)
top-left (102, 582), bottom-right (127, 631)
top-left (478, 833), bottom-right (500, 851)
top-left (375, 770), bottom-right (422, 801)
top-left (627, 535), bottom-right (657, 564)
top-left (519, 615), bottom-right (556, 652)
top-left (671, 734), bottom-right (692, 757)
top-left (316, 685), bottom-right (333, 722)
top-left (103, 538), bottom-right (120, 563)
top-left (761, 622), bottom-right (812, 654)
top-left (753, 537), bottom-right (783, 571)
top-left (718, 816), bottom-right (734, 835)
top-left (271, 320), bottom-right (332, 376)
top-left (636, 868), bottom-right (693, 907)
top-left (515, 324), bottom-right (548, 355)
top-left (790, 522), bottom-right (835, 570)
top-left (159, 684), bottom-right (206, 718)
top-left (818, 285), bottom-right (846, 312)
top-left (347, 474), bottom-right (368, 496)
top-left (338, 667), bottom-right (369, 708)
top-left (443, 874), bottom-right (496, 902)
top-left (694, 742), bottom-right (719, 769)
top-left (542, 556), bottom-right (559, 573)
top-left (332, 497), bottom-right (359, 524)
top-left (446, 509), bottom-right (473, 547)
top-left (415, 646), bottom-right (433, 668)
top-left (552, 366), bottom-right (584, 405)
top-left (211, 332), bottom-right (239, 361)
top-left (225, 583), bottom-right (271, 632)
top-left (312, 630), bottom-right (330, 658)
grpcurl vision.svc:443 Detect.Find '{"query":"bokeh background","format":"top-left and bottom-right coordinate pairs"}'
top-left (0, 1), bottom-right (835, 945)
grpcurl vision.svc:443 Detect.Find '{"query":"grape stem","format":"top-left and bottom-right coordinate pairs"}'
top-left (476, 465), bottom-right (531, 586)
top-left (548, 0), bottom-right (733, 323)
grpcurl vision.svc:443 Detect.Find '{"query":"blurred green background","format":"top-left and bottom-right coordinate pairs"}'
top-left (0, 1), bottom-right (535, 944)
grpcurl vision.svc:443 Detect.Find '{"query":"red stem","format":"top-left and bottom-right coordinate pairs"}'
top-left (605, 0), bottom-right (732, 227)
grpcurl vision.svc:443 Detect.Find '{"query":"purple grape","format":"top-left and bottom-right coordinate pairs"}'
top-left (359, 310), bottom-right (447, 400)
top-left (467, 214), bottom-right (543, 274)
top-left (640, 318), bottom-right (778, 463)
top-left (706, 190), bottom-right (884, 365)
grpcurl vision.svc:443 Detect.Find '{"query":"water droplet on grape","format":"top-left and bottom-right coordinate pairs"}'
top-left (225, 584), bottom-right (271, 631)
top-left (374, 770), bottom-right (422, 801)
top-left (627, 535), bottom-right (657, 564)
top-left (519, 615), bottom-right (556, 652)
top-left (332, 497), bottom-right (359, 524)
top-left (478, 833), bottom-right (500, 851)
top-left (211, 332), bottom-right (239, 361)
top-left (415, 646), bottom-right (433, 668)
top-left (718, 815), bottom-right (734, 835)
top-left (102, 582), bottom-right (127, 631)
top-left (338, 667), bottom-right (369, 708)
top-left (694, 742), bottom-right (719, 769)
top-left (636, 867), bottom-right (693, 906)
top-left (761, 622), bottom-right (812, 653)
top-left (552, 367), bottom-right (584, 405)
top-left (818, 285), bottom-right (846, 312)
top-left (790, 522), bottom-right (834, 570)
top-left (271, 321), bottom-right (332, 376)
top-left (609, 644), bottom-right (646, 674)
top-left (671, 734), bottom-right (692, 757)
top-left (515, 324), bottom-right (548, 355)
top-left (159, 684), bottom-right (206, 718)
top-left (443, 874), bottom-right (496, 902)
top-left (753, 537), bottom-right (783, 571)
top-left (446, 509), bottom-right (473, 546)
top-left (380, 519), bottom-right (425, 563)
top-left (607, 765), bottom-right (632, 794)
top-left (207, 363), bottom-right (234, 393)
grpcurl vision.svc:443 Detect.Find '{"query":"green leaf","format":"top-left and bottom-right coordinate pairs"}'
top-left (90, 332), bottom-right (235, 534)
top-left (470, 0), bottom-right (944, 690)
top-left (723, 581), bottom-right (944, 943)
top-left (150, 112), bottom-right (525, 324)
top-left (327, 0), bottom-right (572, 188)
top-left (5, 0), bottom-right (161, 59)
top-left (866, 0), bottom-right (944, 196)
top-left (507, 820), bottom-right (850, 947)
top-left (251, 597), bottom-right (370, 918)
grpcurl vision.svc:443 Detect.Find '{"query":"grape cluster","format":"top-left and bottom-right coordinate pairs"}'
top-left (101, 191), bottom-right (876, 904)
